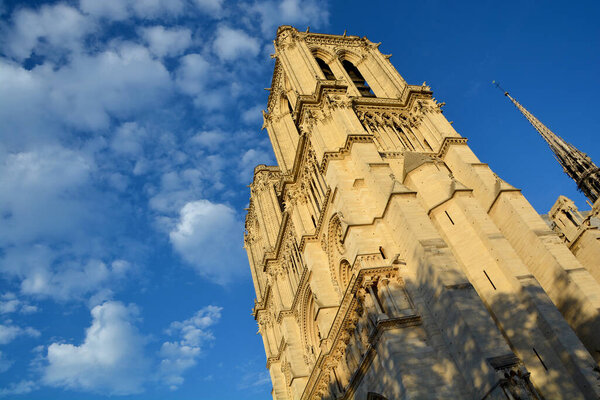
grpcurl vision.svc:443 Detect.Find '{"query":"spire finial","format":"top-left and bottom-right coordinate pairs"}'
top-left (492, 80), bottom-right (508, 96)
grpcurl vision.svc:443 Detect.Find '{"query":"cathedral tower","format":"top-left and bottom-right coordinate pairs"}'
top-left (244, 26), bottom-right (600, 399)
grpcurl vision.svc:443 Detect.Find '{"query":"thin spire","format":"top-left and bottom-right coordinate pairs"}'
top-left (493, 81), bottom-right (600, 203)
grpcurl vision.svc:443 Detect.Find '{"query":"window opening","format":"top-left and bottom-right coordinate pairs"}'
top-left (423, 138), bottom-right (433, 151)
top-left (275, 185), bottom-right (284, 212)
top-left (533, 347), bottom-right (548, 371)
top-left (342, 60), bottom-right (375, 97)
top-left (563, 210), bottom-right (578, 226)
top-left (309, 183), bottom-right (321, 213)
top-left (483, 270), bottom-right (497, 290)
top-left (371, 285), bottom-right (386, 314)
top-left (313, 170), bottom-right (326, 196)
top-left (379, 246), bottom-right (386, 259)
top-left (332, 368), bottom-right (344, 393)
top-left (282, 93), bottom-right (293, 115)
top-left (315, 57), bottom-right (336, 80)
top-left (444, 210), bottom-right (455, 225)
top-left (367, 393), bottom-right (388, 400)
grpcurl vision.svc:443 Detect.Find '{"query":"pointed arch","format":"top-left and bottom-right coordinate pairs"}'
top-left (310, 47), bottom-right (337, 80)
top-left (299, 284), bottom-right (321, 360)
top-left (327, 212), bottom-right (347, 297)
top-left (338, 259), bottom-right (352, 290)
top-left (342, 59), bottom-right (375, 97)
top-left (279, 92), bottom-right (294, 115)
top-left (315, 57), bottom-right (336, 80)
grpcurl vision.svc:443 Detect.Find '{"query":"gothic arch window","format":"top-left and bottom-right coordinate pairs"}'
top-left (342, 60), bottom-right (375, 97)
top-left (338, 259), bottom-right (351, 290)
top-left (280, 93), bottom-right (293, 115)
top-left (300, 286), bottom-right (321, 359)
top-left (315, 57), bottom-right (336, 80)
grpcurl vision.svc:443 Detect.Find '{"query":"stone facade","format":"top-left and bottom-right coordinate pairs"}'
top-left (244, 26), bottom-right (600, 399)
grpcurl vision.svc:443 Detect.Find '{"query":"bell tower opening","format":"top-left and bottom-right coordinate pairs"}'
top-left (315, 57), bottom-right (336, 80)
top-left (342, 60), bottom-right (375, 97)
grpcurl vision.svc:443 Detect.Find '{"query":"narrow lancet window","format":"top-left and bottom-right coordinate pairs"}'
top-left (315, 57), bottom-right (336, 80)
top-left (342, 60), bottom-right (375, 97)
top-left (282, 93), bottom-right (293, 115)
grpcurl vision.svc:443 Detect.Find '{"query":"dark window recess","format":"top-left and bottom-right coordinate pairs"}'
top-left (483, 270), bottom-right (497, 290)
top-left (444, 210), bottom-right (455, 225)
top-left (276, 187), bottom-right (285, 213)
top-left (309, 183), bottom-right (321, 212)
top-left (533, 347), bottom-right (548, 371)
top-left (332, 368), bottom-right (344, 393)
top-left (342, 60), bottom-right (375, 97)
top-left (311, 215), bottom-right (317, 228)
top-left (367, 392), bottom-right (388, 400)
top-left (315, 57), bottom-right (336, 80)
top-left (379, 246), bottom-right (386, 259)
top-left (564, 210), bottom-right (578, 226)
top-left (371, 285), bottom-right (387, 314)
top-left (423, 139), bottom-right (433, 151)
top-left (282, 94), bottom-right (294, 115)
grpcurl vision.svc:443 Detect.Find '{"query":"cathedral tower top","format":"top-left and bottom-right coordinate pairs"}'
top-left (262, 26), bottom-right (438, 175)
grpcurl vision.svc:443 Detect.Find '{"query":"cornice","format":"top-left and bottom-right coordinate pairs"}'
top-left (436, 136), bottom-right (468, 159)
top-left (298, 188), bottom-right (332, 252)
top-left (320, 134), bottom-right (374, 175)
top-left (302, 32), bottom-right (365, 47)
top-left (261, 79), bottom-right (436, 203)
top-left (266, 337), bottom-right (288, 369)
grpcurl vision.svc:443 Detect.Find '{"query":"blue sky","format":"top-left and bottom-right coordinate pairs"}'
top-left (0, 0), bottom-right (598, 398)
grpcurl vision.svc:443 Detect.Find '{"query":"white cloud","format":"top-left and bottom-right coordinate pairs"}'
top-left (238, 148), bottom-right (272, 183)
top-left (213, 25), bottom-right (260, 61)
top-left (0, 293), bottom-right (37, 314)
top-left (148, 168), bottom-right (208, 216)
top-left (189, 130), bottom-right (225, 150)
top-left (193, 89), bottom-right (229, 111)
top-left (45, 44), bottom-right (173, 131)
top-left (0, 380), bottom-right (37, 397)
top-left (43, 301), bottom-right (149, 395)
top-left (0, 323), bottom-right (40, 345)
top-left (0, 298), bottom-right (18, 314)
top-left (0, 44), bottom-right (172, 140)
top-left (241, 105), bottom-right (264, 125)
top-left (5, 3), bottom-right (94, 61)
top-left (250, 0), bottom-right (329, 35)
top-left (174, 53), bottom-right (232, 110)
top-left (159, 305), bottom-right (222, 389)
top-left (238, 370), bottom-right (271, 389)
top-left (0, 60), bottom-right (58, 147)
top-left (111, 122), bottom-right (147, 156)
top-left (193, 0), bottom-right (224, 17)
top-left (175, 53), bottom-right (211, 96)
top-left (17, 255), bottom-right (134, 301)
top-left (80, 0), bottom-right (185, 21)
top-left (0, 351), bottom-right (13, 373)
top-left (0, 146), bottom-right (135, 301)
top-left (141, 26), bottom-right (192, 58)
top-left (0, 146), bottom-right (93, 245)
top-left (169, 200), bottom-right (246, 284)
